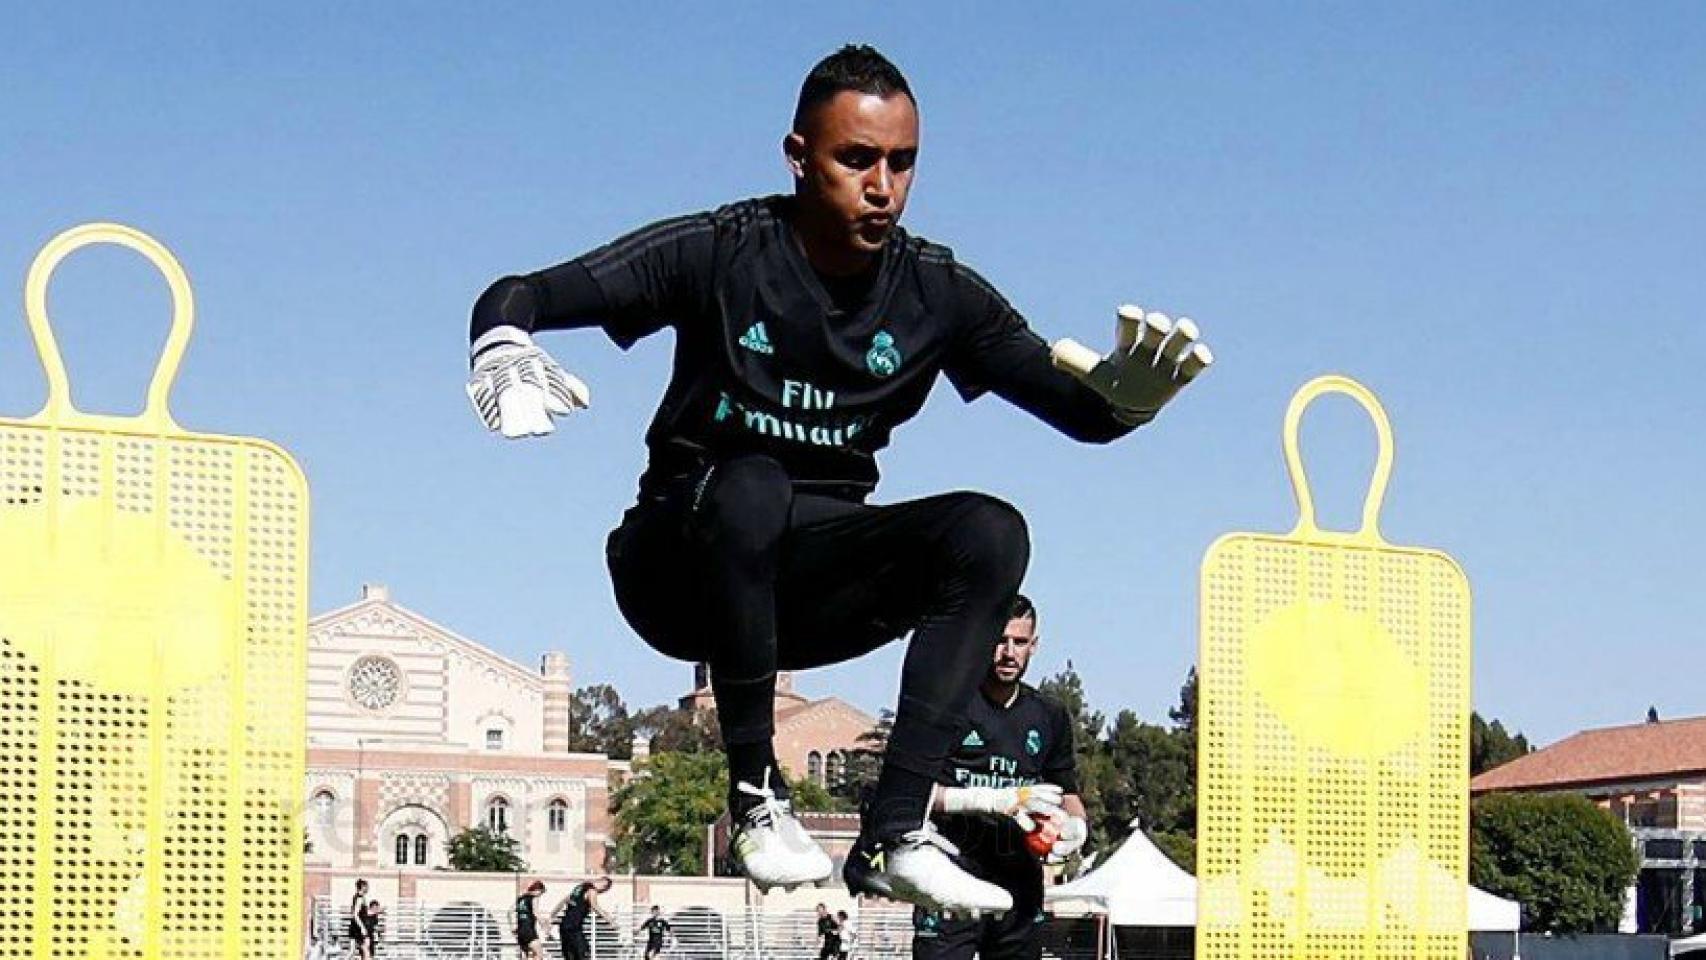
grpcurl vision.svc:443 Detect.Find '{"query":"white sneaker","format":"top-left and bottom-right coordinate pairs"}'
top-left (728, 770), bottom-right (833, 892)
top-left (843, 823), bottom-right (1012, 919)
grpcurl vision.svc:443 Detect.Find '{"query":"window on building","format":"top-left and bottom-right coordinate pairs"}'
top-left (414, 833), bottom-right (429, 866)
top-left (487, 797), bottom-right (511, 834)
top-left (486, 728), bottom-right (504, 751)
top-left (312, 790), bottom-right (336, 825)
top-left (395, 833), bottom-right (411, 866)
top-left (549, 799), bottom-right (568, 832)
top-left (826, 751), bottom-right (845, 787)
top-left (807, 751), bottom-right (823, 784)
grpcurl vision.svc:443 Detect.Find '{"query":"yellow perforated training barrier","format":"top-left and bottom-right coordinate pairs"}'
top-left (1197, 376), bottom-right (1470, 959)
top-left (0, 224), bottom-right (308, 959)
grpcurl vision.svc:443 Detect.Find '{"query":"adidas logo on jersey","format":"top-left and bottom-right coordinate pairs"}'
top-left (739, 322), bottom-right (774, 355)
top-left (961, 730), bottom-right (985, 748)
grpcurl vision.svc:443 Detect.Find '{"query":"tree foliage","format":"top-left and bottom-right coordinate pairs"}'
top-left (1101, 709), bottom-right (1194, 838)
top-left (447, 826), bottom-right (526, 873)
top-left (635, 705), bottom-right (721, 755)
top-left (611, 751), bottom-right (727, 875)
top-left (787, 771), bottom-right (851, 812)
top-left (1040, 662), bottom-right (1198, 869)
top-left (1149, 829), bottom-right (1196, 874)
top-left (1470, 712), bottom-right (1532, 776)
top-left (832, 709), bottom-right (892, 806)
top-left (567, 684), bottom-right (638, 758)
top-left (1470, 791), bottom-right (1639, 934)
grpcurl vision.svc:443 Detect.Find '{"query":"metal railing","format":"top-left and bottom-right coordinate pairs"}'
top-left (310, 899), bottom-right (1101, 960)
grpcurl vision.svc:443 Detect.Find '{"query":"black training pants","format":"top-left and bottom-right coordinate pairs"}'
top-left (606, 454), bottom-right (1030, 785)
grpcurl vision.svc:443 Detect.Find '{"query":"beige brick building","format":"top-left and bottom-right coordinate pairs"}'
top-left (678, 663), bottom-right (878, 787)
top-left (301, 585), bottom-right (879, 905)
top-left (303, 585), bottom-right (622, 902)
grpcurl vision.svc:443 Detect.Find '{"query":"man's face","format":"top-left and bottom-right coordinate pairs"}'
top-left (786, 91), bottom-right (919, 256)
top-left (991, 615), bottom-right (1038, 685)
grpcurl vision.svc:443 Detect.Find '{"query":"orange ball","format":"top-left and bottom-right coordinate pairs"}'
top-left (1025, 815), bottom-right (1060, 857)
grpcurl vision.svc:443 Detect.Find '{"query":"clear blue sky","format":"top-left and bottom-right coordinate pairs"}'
top-left (4, 3), bottom-right (1703, 748)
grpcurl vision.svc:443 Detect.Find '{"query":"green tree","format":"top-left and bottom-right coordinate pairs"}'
top-left (611, 751), bottom-right (727, 875)
top-left (1470, 791), bottom-right (1638, 933)
top-left (833, 709), bottom-right (892, 806)
top-left (1038, 661), bottom-right (1114, 850)
top-left (1149, 830), bottom-right (1196, 875)
top-left (568, 684), bottom-right (638, 758)
top-left (634, 705), bottom-right (721, 755)
top-left (1470, 712), bottom-right (1532, 776)
top-left (1168, 667), bottom-right (1198, 735)
top-left (447, 826), bottom-right (526, 872)
top-left (788, 772), bottom-right (851, 812)
top-left (1102, 710), bottom-right (1193, 837)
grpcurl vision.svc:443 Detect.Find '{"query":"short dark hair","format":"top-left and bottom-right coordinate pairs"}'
top-left (1011, 594), bottom-right (1037, 626)
top-left (793, 44), bottom-right (914, 132)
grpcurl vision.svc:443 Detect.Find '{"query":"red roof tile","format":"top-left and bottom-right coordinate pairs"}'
top-left (1471, 715), bottom-right (1706, 793)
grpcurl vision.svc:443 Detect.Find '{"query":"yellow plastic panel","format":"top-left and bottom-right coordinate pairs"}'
top-left (1196, 376), bottom-right (1470, 960)
top-left (0, 224), bottom-right (308, 959)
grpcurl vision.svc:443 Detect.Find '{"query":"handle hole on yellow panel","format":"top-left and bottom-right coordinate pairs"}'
top-left (36, 248), bottom-right (174, 418)
top-left (1294, 394), bottom-right (1381, 534)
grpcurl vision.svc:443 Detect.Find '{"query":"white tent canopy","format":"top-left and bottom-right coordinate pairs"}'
top-left (1045, 825), bottom-right (1522, 933)
top-left (1046, 826), bottom-right (1196, 926)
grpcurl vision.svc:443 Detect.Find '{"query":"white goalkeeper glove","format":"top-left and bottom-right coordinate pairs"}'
top-left (466, 325), bottom-right (590, 438)
top-left (1051, 304), bottom-right (1214, 424)
top-left (1049, 814), bottom-right (1089, 861)
top-left (940, 782), bottom-right (1065, 831)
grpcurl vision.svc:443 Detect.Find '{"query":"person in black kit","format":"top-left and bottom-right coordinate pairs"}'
top-left (913, 594), bottom-right (1089, 960)
top-left (517, 880), bottom-right (547, 960)
top-left (466, 45), bottom-right (1212, 914)
top-left (555, 876), bottom-right (614, 960)
top-left (346, 880), bottom-right (372, 960)
top-left (639, 905), bottom-right (672, 960)
top-left (816, 903), bottom-right (842, 960)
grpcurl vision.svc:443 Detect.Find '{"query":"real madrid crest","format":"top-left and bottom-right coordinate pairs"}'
top-left (866, 329), bottom-right (902, 378)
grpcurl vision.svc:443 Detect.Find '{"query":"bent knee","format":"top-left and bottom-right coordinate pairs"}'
top-left (937, 492), bottom-right (1031, 582)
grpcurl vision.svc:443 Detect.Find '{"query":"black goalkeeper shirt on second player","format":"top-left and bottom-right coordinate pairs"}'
top-left (471, 195), bottom-right (1136, 498)
top-left (936, 683), bottom-right (1078, 866)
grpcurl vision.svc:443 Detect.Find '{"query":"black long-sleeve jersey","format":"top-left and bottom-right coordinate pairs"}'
top-left (472, 196), bottom-right (1141, 497)
top-left (936, 683), bottom-right (1078, 864)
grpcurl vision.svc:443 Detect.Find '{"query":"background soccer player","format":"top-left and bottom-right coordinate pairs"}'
top-left (555, 876), bottom-right (614, 960)
top-left (639, 905), bottom-right (671, 960)
top-left (914, 595), bottom-right (1088, 960)
top-left (816, 903), bottom-right (842, 960)
top-left (467, 45), bottom-right (1209, 914)
top-left (516, 881), bottom-right (547, 960)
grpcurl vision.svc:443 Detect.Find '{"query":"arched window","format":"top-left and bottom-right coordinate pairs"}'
top-left (312, 790), bottom-right (336, 826)
top-left (486, 728), bottom-right (505, 751)
top-left (826, 750), bottom-right (845, 787)
top-left (487, 797), bottom-right (511, 834)
top-left (548, 799), bottom-right (569, 832)
top-left (395, 833), bottom-right (411, 866)
top-left (807, 751), bottom-right (823, 784)
top-left (414, 833), bottom-right (429, 865)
